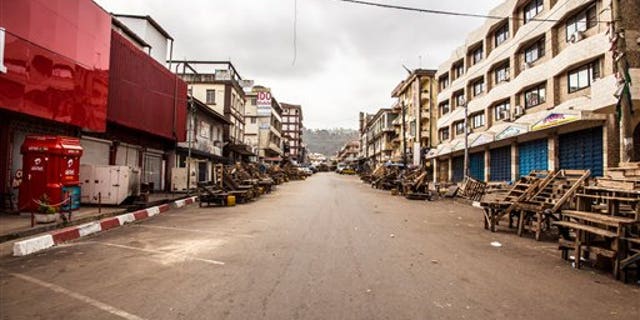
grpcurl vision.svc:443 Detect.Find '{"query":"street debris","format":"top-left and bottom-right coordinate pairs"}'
top-left (490, 241), bottom-right (502, 248)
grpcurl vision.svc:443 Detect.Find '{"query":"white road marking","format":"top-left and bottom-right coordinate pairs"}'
top-left (94, 242), bottom-right (225, 266)
top-left (132, 224), bottom-right (254, 238)
top-left (0, 268), bottom-right (147, 320)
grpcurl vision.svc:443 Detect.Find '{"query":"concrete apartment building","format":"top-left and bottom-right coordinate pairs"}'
top-left (390, 69), bottom-right (438, 165)
top-left (428, 0), bottom-right (640, 183)
top-left (359, 109), bottom-right (397, 165)
top-left (337, 140), bottom-right (361, 163)
top-left (244, 86), bottom-right (284, 162)
top-left (173, 61), bottom-right (254, 162)
top-left (281, 103), bottom-right (305, 163)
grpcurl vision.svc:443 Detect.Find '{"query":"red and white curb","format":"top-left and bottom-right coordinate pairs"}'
top-left (12, 196), bottom-right (197, 256)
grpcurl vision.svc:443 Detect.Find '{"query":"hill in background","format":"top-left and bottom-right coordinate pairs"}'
top-left (303, 128), bottom-right (359, 157)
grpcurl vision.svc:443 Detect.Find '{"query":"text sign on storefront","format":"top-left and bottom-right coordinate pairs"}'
top-left (256, 91), bottom-right (272, 116)
top-left (531, 113), bottom-right (578, 131)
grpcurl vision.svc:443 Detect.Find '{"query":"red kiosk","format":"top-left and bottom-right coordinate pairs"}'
top-left (19, 136), bottom-right (83, 212)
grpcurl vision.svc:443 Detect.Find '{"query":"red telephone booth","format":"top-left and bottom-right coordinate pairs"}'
top-left (19, 136), bottom-right (83, 212)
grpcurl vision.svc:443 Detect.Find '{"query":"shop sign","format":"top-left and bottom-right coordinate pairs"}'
top-left (496, 126), bottom-right (524, 140)
top-left (531, 113), bottom-right (578, 131)
top-left (257, 91), bottom-right (272, 116)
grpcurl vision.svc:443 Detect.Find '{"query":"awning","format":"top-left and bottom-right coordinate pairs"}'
top-left (226, 143), bottom-right (256, 156)
top-left (176, 146), bottom-right (228, 162)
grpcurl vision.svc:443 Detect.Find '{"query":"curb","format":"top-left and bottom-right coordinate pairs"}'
top-left (12, 196), bottom-right (197, 256)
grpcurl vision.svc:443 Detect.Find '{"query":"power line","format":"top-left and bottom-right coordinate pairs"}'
top-left (333, 0), bottom-right (610, 24)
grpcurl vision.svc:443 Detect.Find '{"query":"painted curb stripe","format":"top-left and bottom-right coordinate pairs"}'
top-left (77, 222), bottom-right (102, 237)
top-left (117, 213), bottom-right (135, 225)
top-left (12, 197), bottom-right (197, 256)
top-left (133, 210), bottom-right (148, 220)
top-left (100, 218), bottom-right (121, 231)
top-left (51, 228), bottom-right (81, 244)
top-left (13, 235), bottom-right (55, 256)
top-left (146, 206), bottom-right (160, 217)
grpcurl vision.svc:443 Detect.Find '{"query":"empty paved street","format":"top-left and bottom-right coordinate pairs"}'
top-left (1, 173), bottom-right (638, 320)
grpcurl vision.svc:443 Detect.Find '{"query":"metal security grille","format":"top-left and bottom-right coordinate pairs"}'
top-left (469, 152), bottom-right (485, 181)
top-left (452, 156), bottom-right (464, 182)
top-left (490, 146), bottom-right (511, 181)
top-left (518, 139), bottom-right (548, 178)
top-left (559, 126), bottom-right (603, 177)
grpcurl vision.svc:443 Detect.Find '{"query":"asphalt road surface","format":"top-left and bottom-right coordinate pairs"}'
top-left (1, 173), bottom-right (638, 319)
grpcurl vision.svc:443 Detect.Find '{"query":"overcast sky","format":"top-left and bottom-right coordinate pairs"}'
top-left (95, 0), bottom-right (502, 129)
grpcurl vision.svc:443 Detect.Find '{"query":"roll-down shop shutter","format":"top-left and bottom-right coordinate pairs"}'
top-left (144, 152), bottom-right (163, 190)
top-left (559, 127), bottom-right (603, 177)
top-left (518, 139), bottom-right (548, 177)
top-left (490, 146), bottom-right (511, 182)
top-left (452, 156), bottom-right (464, 183)
top-left (469, 152), bottom-right (485, 181)
top-left (116, 144), bottom-right (141, 168)
top-left (80, 138), bottom-right (110, 165)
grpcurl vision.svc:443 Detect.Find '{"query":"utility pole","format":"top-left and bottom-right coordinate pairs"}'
top-left (463, 98), bottom-right (469, 178)
top-left (186, 96), bottom-right (195, 195)
top-left (612, 0), bottom-right (635, 163)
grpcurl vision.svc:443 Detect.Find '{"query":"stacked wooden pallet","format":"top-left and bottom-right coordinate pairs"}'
top-left (479, 171), bottom-right (549, 232)
top-left (513, 169), bottom-right (591, 241)
top-left (458, 176), bottom-right (487, 202)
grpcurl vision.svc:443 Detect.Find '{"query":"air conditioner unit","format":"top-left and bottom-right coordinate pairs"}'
top-left (570, 31), bottom-right (585, 43)
top-left (522, 62), bottom-right (532, 69)
top-left (504, 70), bottom-right (511, 81)
top-left (514, 105), bottom-right (524, 117)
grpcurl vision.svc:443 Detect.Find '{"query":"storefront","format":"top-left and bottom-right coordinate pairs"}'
top-left (469, 152), bottom-right (485, 181)
top-left (518, 139), bottom-right (548, 177)
top-left (559, 126), bottom-right (603, 177)
top-left (490, 146), bottom-right (511, 182)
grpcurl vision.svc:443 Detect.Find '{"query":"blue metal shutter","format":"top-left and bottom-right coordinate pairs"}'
top-left (559, 127), bottom-right (603, 177)
top-left (452, 156), bottom-right (464, 182)
top-left (518, 139), bottom-right (548, 177)
top-left (469, 152), bottom-right (485, 181)
top-left (490, 146), bottom-right (511, 181)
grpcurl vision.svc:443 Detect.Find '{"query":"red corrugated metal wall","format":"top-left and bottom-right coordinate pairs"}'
top-left (107, 31), bottom-right (187, 142)
top-left (0, 0), bottom-right (111, 131)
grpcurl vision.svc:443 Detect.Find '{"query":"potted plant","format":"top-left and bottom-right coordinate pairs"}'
top-left (34, 194), bottom-right (58, 224)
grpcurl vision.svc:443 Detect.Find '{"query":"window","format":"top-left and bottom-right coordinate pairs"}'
top-left (250, 98), bottom-right (257, 105)
top-left (495, 63), bottom-right (510, 84)
top-left (251, 117), bottom-right (257, 124)
top-left (472, 79), bottom-right (485, 96)
top-left (410, 121), bottom-right (416, 137)
top-left (454, 92), bottom-right (465, 107)
top-left (472, 46), bottom-right (483, 65)
top-left (565, 3), bottom-right (597, 41)
top-left (205, 89), bottom-right (216, 104)
top-left (523, 0), bottom-right (543, 24)
top-left (439, 75), bottom-right (450, 90)
top-left (494, 23), bottom-right (509, 47)
top-left (524, 83), bottom-right (546, 108)
top-left (494, 101), bottom-right (510, 120)
top-left (439, 101), bottom-right (450, 116)
top-left (568, 61), bottom-right (599, 93)
top-left (455, 121), bottom-right (465, 135)
top-left (524, 37), bottom-right (545, 64)
top-left (439, 128), bottom-right (450, 141)
top-left (471, 113), bottom-right (485, 128)
top-left (453, 62), bottom-right (464, 79)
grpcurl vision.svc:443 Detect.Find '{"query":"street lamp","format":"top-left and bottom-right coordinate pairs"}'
top-left (461, 98), bottom-right (469, 179)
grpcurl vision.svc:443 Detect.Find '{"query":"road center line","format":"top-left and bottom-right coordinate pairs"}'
top-left (93, 242), bottom-right (226, 266)
top-left (0, 268), bottom-right (147, 320)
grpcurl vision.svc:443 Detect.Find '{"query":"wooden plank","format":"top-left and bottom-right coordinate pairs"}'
top-left (561, 210), bottom-right (636, 226)
top-left (552, 221), bottom-right (617, 238)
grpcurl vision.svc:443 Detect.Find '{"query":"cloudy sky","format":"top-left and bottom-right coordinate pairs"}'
top-left (95, 0), bottom-right (502, 129)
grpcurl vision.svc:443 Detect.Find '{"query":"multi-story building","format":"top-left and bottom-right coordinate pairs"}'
top-left (337, 140), bottom-right (361, 163)
top-left (173, 61), bottom-right (254, 162)
top-left (391, 69), bottom-right (438, 165)
top-left (281, 103), bottom-right (304, 163)
top-left (173, 97), bottom-right (230, 191)
top-left (429, 0), bottom-right (640, 183)
top-left (244, 86), bottom-right (284, 163)
top-left (111, 14), bottom-right (174, 67)
top-left (364, 108), bottom-right (397, 166)
top-left (358, 112), bottom-right (374, 160)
